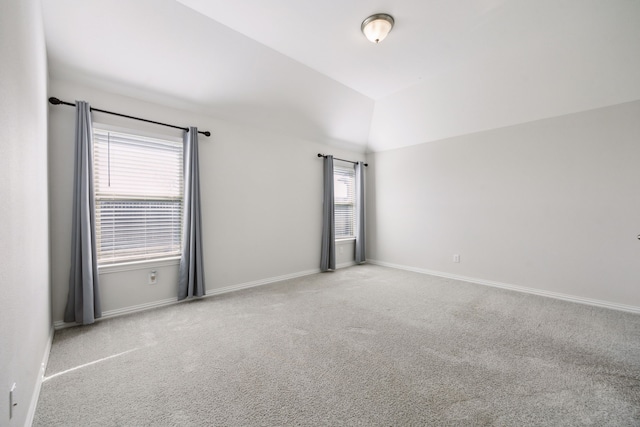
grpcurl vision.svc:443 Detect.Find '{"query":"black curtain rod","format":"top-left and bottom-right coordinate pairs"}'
top-left (317, 153), bottom-right (368, 167)
top-left (48, 97), bottom-right (211, 137)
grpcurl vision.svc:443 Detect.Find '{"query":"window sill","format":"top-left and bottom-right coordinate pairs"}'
top-left (335, 237), bottom-right (356, 244)
top-left (98, 256), bottom-right (180, 274)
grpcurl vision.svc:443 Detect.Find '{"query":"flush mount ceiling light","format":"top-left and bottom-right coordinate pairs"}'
top-left (361, 13), bottom-right (394, 44)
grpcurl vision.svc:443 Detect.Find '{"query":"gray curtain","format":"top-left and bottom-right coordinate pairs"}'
top-left (64, 101), bottom-right (102, 325)
top-left (178, 127), bottom-right (205, 300)
top-left (355, 161), bottom-right (366, 264)
top-left (320, 155), bottom-right (336, 271)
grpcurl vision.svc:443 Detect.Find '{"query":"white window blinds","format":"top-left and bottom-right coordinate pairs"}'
top-left (334, 166), bottom-right (355, 238)
top-left (93, 128), bottom-right (183, 265)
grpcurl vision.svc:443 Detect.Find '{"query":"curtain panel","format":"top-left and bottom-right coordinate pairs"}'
top-left (355, 161), bottom-right (366, 264)
top-left (320, 155), bottom-right (336, 271)
top-left (64, 101), bottom-right (102, 325)
top-left (178, 127), bottom-right (206, 300)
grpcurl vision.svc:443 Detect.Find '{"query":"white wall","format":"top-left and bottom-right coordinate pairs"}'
top-left (0, 0), bottom-right (51, 425)
top-left (367, 101), bottom-right (640, 309)
top-left (49, 79), bottom-right (365, 324)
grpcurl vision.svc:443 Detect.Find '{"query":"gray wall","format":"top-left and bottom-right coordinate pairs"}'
top-left (49, 78), bottom-right (363, 324)
top-left (0, 0), bottom-right (52, 425)
top-left (366, 101), bottom-right (640, 309)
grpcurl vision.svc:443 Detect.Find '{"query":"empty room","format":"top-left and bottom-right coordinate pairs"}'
top-left (1, 0), bottom-right (639, 425)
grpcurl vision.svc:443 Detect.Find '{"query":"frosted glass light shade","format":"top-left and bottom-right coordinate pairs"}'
top-left (361, 14), bottom-right (394, 43)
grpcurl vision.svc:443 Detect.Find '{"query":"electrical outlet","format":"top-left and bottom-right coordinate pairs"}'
top-left (9, 383), bottom-right (16, 419)
top-left (453, 254), bottom-right (460, 263)
top-left (148, 270), bottom-right (157, 285)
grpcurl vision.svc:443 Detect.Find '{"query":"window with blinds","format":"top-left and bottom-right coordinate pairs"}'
top-left (334, 166), bottom-right (355, 239)
top-left (93, 128), bottom-right (183, 265)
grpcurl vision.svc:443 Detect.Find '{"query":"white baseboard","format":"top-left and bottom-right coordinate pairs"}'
top-left (54, 267), bottom-right (324, 329)
top-left (54, 296), bottom-right (180, 330)
top-left (368, 259), bottom-right (640, 314)
top-left (101, 297), bottom-right (181, 320)
top-left (205, 268), bottom-right (321, 297)
top-left (337, 261), bottom-right (357, 269)
top-left (26, 325), bottom-right (54, 427)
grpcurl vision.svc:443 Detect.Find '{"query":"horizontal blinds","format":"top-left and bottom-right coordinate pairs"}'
top-left (334, 166), bottom-right (355, 238)
top-left (93, 129), bottom-right (183, 265)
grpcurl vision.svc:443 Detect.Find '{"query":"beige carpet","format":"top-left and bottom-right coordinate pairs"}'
top-left (34, 265), bottom-right (640, 426)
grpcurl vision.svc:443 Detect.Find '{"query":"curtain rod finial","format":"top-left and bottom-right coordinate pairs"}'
top-left (203, 131), bottom-right (211, 137)
top-left (317, 153), bottom-right (324, 158)
top-left (49, 97), bottom-right (61, 105)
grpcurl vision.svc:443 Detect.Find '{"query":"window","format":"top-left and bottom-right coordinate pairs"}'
top-left (334, 165), bottom-right (355, 239)
top-left (93, 128), bottom-right (183, 265)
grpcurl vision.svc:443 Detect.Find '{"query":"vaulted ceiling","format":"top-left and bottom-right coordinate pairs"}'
top-left (42, 0), bottom-right (640, 152)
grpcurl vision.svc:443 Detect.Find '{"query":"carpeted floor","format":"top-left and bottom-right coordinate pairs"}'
top-left (34, 265), bottom-right (640, 426)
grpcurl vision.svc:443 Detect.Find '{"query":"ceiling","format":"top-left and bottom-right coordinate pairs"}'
top-left (42, 0), bottom-right (640, 152)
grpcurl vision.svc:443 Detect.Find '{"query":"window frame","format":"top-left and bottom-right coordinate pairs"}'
top-left (92, 124), bottom-right (184, 267)
top-left (333, 164), bottom-right (356, 240)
